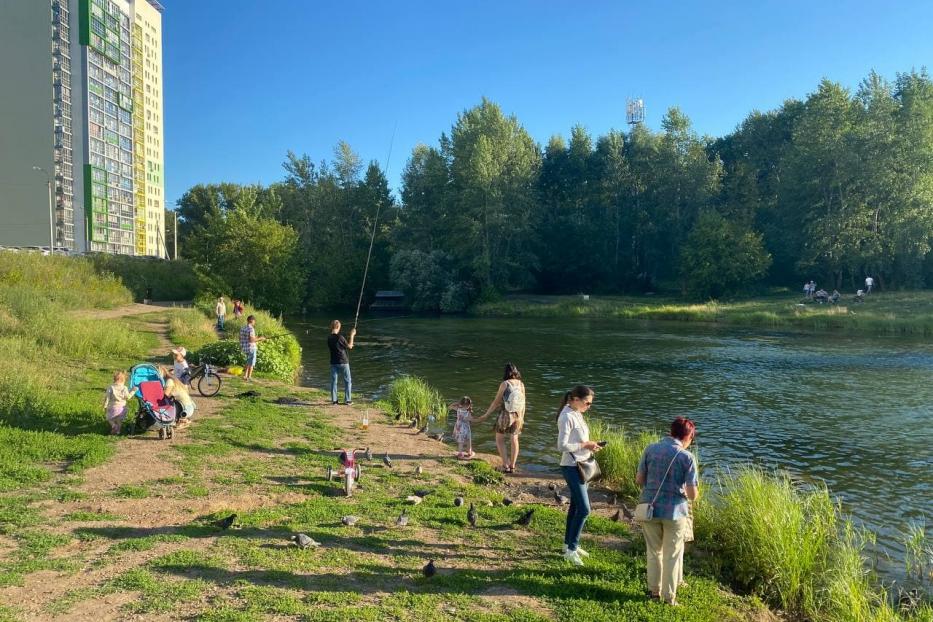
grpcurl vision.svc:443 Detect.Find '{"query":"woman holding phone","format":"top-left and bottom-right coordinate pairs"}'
top-left (556, 385), bottom-right (602, 565)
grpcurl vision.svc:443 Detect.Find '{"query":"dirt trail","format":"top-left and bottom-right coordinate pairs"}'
top-left (69, 301), bottom-right (191, 321)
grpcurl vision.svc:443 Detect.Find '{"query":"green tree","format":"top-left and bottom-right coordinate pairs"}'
top-left (680, 211), bottom-right (772, 299)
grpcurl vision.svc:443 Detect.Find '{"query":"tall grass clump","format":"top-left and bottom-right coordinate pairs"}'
top-left (0, 254), bottom-right (130, 310)
top-left (588, 420), bottom-right (660, 499)
top-left (385, 376), bottom-right (445, 424)
top-left (694, 465), bottom-right (899, 620)
top-left (167, 309), bottom-right (217, 352)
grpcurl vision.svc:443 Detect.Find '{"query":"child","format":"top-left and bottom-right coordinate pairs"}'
top-left (160, 365), bottom-right (196, 427)
top-left (171, 347), bottom-right (191, 386)
top-left (450, 396), bottom-right (487, 459)
top-left (103, 370), bottom-right (137, 435)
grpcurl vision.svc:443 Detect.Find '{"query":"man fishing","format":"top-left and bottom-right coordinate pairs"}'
top-left (328, 320), bottom-right (356, 405)
top-left (239, 315), bottom-right (267, 383)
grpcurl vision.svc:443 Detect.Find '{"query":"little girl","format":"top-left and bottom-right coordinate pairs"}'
top-left (171, 347), bottom-right (191, 386)
top-left (103, 370), bottom-right (137, 435)
top-left (451, 396), bottom-right (487, 459)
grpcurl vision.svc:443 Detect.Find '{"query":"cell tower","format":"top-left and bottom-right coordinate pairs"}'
top-left (626, 98), bottom-right (645, 125)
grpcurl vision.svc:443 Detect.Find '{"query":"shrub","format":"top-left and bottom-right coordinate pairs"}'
top-left (85, 254), bottom-right (199, 301)
top-left (385, 376), bottom-right (445, 424)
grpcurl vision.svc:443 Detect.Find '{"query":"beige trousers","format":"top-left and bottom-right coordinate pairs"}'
top-left (642, 517), bottom-right (688, 603)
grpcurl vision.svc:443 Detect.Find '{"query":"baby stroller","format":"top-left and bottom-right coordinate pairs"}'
top-left (129, 363), bottom-right (177, 439)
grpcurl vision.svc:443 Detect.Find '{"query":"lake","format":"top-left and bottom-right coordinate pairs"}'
top-left (290, 314), bottom-right (933, 575)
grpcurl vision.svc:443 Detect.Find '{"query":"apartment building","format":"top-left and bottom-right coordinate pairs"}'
top-left (0, 0), bottom-right (165, 256)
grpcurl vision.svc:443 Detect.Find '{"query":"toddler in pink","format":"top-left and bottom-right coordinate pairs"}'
top-left (103, 370), bottom-right (137, 435)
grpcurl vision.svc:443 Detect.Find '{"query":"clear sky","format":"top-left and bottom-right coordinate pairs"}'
top-left (162, 0), bottom-right (933, 208)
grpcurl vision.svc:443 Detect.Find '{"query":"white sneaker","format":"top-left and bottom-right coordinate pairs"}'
top-left (563, 545), bottom-right (589, 557)
top-left (563, 549), bottom-right (584, 565)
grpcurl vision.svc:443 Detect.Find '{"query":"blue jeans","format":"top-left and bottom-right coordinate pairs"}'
top-left (561, 465), bottom-right (591, 552)
top-left (217, 315), bottom-right (225, 330)
top-left (330, 364), bottom-right (352, 403)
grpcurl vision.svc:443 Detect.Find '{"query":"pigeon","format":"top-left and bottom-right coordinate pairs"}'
top-left (413, 489), bottom-right (431, 498)
top-left (417, 422), bottom-right (428, 434)
top-left (467, 503), bottom-right (477, 528)
top-left (620, 503), bottom-right (635, 520)
top-left (396, 511), bottom-right (409, 527)
top-left (453, 496), bottom-right (464, 507)
top-left (554, 492), bottom-right (570, 506)
top-left (429, 432), bottom-right (445, 442)
top-left (405, 495), bottom-right (423, 505)
top-left (610, 509), bottom-right (622, 522)
top-left (291, 533), bottom-right (320, 549)
top-left (341, 515), bottom-right (359, 526)
top-left (364, 447), bottom-right (373, 462)
top-left (383, 453), bottom-right (393, 468)
top-left (547, 482), bottom-right (557, 491)
top-left (213, 514), bottom-right (237, 530)
top-left (235, 390), bottom-right (261, 399)
top-left (408, 419), bottom-right (418, 429)
top-left (515, 508), bottom-right (535, 527)
top-left (414, 465), bottom-right (423, 476)
top-left (326, 466), bottom-right (334, 481)
top-left (422, 560), bottom-right (436, 578)
top-left (502, 497), bottom-right (513, 506)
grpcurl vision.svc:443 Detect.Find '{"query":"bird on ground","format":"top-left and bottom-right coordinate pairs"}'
top-left (414, 465), bottom-right (423, 476)
top-left (213, 514), bottom-right (237, 530)
top-left (405, 495), bottom-right (423, 505)
top-left (515, 508), bottom-right (535, 527)
top-left (417, 422), bottom-right (429, 434)
top-left (413, 489), bottom-right (431, 498)
top-left (396, 511), bottom-right (409, 527)
top-left (383, 453), bottom-right (393, 468)
top-left (325, 466), bottom-right (333, 481)
top-left (291, 533), bottom-right (321, 549)
top-left (341, 515), bottom-right (359, 526)
top-left (467, 503), bottom-right (478, 527)
top-left (610, 509), bottom-right (622, 522)
top-left (408, 419), bottom-right (418, 429)
top-left (547, 482), bottom-right (557, 491)
top-left (554, 492), bottom-right (570, 506)
top-left (620, 503), bottom-right (635, 520)
top-left (430, 432), bottom-right (445, 442)
top-left (502, 497), bottom-right (513, 506)
top-left (422, 560), bottom-right (436, 578)
top-left (453, 496), bottom-right (464, 507)
top-left (364, 447), bottom-right (373, 461)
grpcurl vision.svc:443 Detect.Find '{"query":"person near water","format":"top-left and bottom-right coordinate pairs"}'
top-left (450, 396), bottom-right (487, 460)
top-left (171, 347), bottom-right (191, 386)
top-left (556, 385), bottom-right (602, 566)
top-left (327, 320), bottom-right (356, 405)
top-left (232, 299), bottom-right (244, 319)
top-left (239, 315), bottom-right (266, 382)
top-left (103, 370), bottom-right (137, 435)
top-left (481, 362), bottom-right (526, 473)
top-left (215, 296), bottom-right (227, 330)
top-left (635, 416), bottom-right (700, 606)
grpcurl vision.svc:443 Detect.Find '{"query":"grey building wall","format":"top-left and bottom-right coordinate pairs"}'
top-left (0, 0), bottom-right (55, 247)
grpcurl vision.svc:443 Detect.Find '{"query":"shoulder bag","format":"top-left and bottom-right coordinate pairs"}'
top-left (634, 450), bottom-right (681, 522)
top-left (567, 411), bottom-right (601, 484)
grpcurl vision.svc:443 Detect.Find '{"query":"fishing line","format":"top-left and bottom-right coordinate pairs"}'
top-left (353, 120), bottom-right (398, 331)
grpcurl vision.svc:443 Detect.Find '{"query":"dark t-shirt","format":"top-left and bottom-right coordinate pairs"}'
top-left (328, 333), bottom-right (350, 365)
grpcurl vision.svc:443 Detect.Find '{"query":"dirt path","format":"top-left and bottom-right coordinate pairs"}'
top-left (69, 301), bottom-right (191, 321)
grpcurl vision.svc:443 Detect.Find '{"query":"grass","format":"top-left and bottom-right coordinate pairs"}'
top-left (385, 375), bottom-right (447, 425)
top-left (589, 420), bottom-right (661, 500)
top-left (471, 290), bottom-right (933, 335)
top-left (167, 307), bottom-right (218, 351)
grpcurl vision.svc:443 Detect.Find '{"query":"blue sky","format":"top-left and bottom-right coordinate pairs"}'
top-left (163, 0), bottom-right (933, 208)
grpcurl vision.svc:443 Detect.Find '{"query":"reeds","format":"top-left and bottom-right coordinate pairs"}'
top-left (588, 419), bottom-right (660, 499)
top-left (385, 375), bottom-right (445, 424)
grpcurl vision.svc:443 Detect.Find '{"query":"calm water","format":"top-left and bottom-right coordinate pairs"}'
top-left (290, 315), bottom-right (933, 573)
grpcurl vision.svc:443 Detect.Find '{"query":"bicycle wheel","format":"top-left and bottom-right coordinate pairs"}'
top-left (198, 371), bottom-right (222, 397)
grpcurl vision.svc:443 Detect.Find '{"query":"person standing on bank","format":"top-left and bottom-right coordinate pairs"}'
top-left (481, 363), bottom-right (526, 473)
top-left (328, 320), bottom-right (356, 405)
top-left (238, 315), bottom-right (266, 382)
top-left (635, 416), bottom-right (700, 606)
top-left (556, 385), bottom-right (602, 565)
top-left (215, 296), bottom-right (227, 330)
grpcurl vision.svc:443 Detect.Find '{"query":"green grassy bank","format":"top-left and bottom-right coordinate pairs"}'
top-left (471, 291), bottom-right (933, 335)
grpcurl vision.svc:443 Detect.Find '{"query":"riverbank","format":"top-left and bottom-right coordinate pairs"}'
top-left (470, 291), bottom-right (933, 335)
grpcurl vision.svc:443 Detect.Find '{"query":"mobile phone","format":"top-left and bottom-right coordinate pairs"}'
top-left (596, 440), bottom-right (608, 447)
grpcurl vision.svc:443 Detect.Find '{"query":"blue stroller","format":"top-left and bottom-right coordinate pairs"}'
top-left (129, 363), bottom-right (177, 439)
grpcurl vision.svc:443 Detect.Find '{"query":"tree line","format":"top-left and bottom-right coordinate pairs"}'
top-left (175, 69), bottom-right (933, 313)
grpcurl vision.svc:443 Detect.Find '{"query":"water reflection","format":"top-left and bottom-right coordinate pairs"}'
top-left (290, 315), bottom-right (933, 574)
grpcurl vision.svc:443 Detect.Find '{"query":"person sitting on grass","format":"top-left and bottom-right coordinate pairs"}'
top-left (450, 396), bottom-right (488, 460)
top-left (103, 370), bottom-right (137, 435)
top-left (160, 365), bottom-right (196, 427)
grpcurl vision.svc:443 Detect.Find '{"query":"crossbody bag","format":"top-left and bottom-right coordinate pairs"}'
top-left (634, 450), bottom-right (681, 522)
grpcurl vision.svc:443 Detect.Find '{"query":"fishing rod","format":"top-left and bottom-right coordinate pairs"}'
top-left (353, 121), bottom-right (398, 332)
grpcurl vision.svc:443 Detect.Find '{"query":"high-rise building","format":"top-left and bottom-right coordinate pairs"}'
top-left (0, 0), bottom-right (166, 257)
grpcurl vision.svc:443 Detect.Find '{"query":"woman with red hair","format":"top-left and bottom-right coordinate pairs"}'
top-left (635, 417), bottom-right (700, 606)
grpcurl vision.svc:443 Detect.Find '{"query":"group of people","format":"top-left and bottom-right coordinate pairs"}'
top-left (214, 296), bottom-right (245, 331)
top-left (803, 275), bottom-right (875, 303)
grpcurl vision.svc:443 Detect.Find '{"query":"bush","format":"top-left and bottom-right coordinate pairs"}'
top-left (390, 250), bottom-right (453, 312)
top-left (385, 376), bottom-right (445, 424)
top-left (440, 281), bottom-right (474, 313)
top-left (85, 254), bottom-right (199, 302)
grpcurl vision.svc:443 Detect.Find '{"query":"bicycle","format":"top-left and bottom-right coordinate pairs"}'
top-left (188, 357), bottom-right (222, 397)
top-left (336, 448), bottom-right (365, 497)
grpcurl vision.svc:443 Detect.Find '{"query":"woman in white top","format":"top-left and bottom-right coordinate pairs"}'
top-left (556, 385), bottom-right (602, 565)
top-left (481, 362), bottom-right (526, 474)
